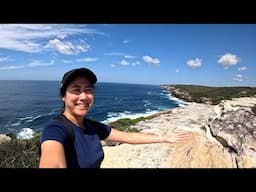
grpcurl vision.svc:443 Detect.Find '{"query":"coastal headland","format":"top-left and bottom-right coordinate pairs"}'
top-left (101, 85), bottom-right (256, 168)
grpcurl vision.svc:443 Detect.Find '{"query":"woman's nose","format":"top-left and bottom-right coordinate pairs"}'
top-left (79, 91), bottom-right (88, 99)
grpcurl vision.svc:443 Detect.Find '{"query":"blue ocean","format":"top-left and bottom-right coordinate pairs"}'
top-left (0, 80), bottom-right (181, 136)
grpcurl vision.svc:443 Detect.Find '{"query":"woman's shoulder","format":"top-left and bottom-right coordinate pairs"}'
top-left (40, 118), bottom-right (69, 143)
top-left (85, 118), bottom-right (103, 125)
top-left (45, 118), bottom-right (67, 129)
top-left (85, 118), bottom-right (111, 140)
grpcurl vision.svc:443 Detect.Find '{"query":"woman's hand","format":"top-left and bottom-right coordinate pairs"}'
top-left (161, 128), bottom-right (190, 143)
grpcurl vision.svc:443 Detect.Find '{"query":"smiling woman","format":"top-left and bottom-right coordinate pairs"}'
top-left (39, 67), bottom-right (190, 168)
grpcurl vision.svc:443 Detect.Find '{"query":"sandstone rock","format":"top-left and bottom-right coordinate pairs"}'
top-left (0, 134), bottom-right (11, 144)
top-left (101, 97), bottom-right (256, 168)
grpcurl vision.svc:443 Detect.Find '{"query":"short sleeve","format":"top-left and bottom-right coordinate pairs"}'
top-left (85, 119), bottom-right (111, 140)
top-left (40, 119), bottom-right (68, 145)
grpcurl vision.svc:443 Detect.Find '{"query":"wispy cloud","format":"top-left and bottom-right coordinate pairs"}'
top-left (46, 39), bottom-right (90, 55)
top-left (76, 57), bottom-right (98, 62)
top-left (122, 39), bottom-right (129, 44)
top-left (27, 60), bottom-right (54, 67)
top-left (111, 60), bottom-right (140, 67)
top-left (218, 53), bottom-right (239, 69)
top-left (0, 56), bottom-right (12, 62)
top-left (0, 24), bottom-right (106, 54)
top-left (0, 65), bottom-right (24, 70)
top-left (124, 55), bottom-right (137, 59)
top-left (62, 60), bottom-right (73, 64)
top-left (238, 66), bottom-right (247, 71)
top-left (142, 56), bottom-right (160, 66)
top-left (131, 61), bottom-right (141, 66)
top-left (122, 38), bottom-right (134, 44)
top-left (233, 74), bottom-right (243, 82)
top-left (104, 52), bottom-right (127, 56)
top-left (186, 58), bottom-right (202, 68)
top-left (105, 52), bottom-right (137, 60)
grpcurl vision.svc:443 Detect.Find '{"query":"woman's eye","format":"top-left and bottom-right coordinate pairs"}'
top-left (85, 88), bottom-right (93, 93)
top-left (69, 87), bottom-right (93, 95)
top-left (72, 88), bottom-right (81, 93)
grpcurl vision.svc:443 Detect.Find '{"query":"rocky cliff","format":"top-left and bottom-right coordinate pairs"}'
top-left (101, 97), bottom-right (256, 168)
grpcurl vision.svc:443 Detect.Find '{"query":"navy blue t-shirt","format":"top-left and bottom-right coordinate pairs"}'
top-left (40, 118), bottom-right (111, 168)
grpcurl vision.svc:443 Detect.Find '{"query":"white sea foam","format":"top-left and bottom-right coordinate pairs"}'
top-left (165, 92), bottom-right (190, 107)
top-left (17, 128), bottom-right (34, 140)
top-left (102, 110), bottom-right (160, 124)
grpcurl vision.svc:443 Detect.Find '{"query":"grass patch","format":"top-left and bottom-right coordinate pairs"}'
top-left (0, 133), bottom-right (40, 168)
top-left (108, 115), bottom-right (155, 132)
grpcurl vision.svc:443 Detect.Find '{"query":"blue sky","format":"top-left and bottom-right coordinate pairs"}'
top-left (0, 24), bottom-right (255, 86)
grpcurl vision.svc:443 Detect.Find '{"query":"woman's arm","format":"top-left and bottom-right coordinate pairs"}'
top-left (39, 140), bottom-right (67, 168)
top-left (106, 128), bottom-right (190, 144)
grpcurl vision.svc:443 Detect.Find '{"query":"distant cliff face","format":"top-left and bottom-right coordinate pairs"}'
top-left (101, 97), bottom-right (256, 168)
top-left (161, 85), bottom-right (195, 102)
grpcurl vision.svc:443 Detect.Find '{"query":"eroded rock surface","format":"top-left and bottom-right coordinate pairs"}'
top-left (101, 97), bottom-right (256, 168)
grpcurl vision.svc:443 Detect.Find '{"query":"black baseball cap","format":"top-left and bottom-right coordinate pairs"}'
top-left (60, 68), bottom-right (97, 96)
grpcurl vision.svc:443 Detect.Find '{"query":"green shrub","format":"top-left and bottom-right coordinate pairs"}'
top-left (108, 115), bottom-right (155, 132)
top-left (108, 118), bottom-right (140, 132)
top-left (0, 133), bottom-right (40, 168)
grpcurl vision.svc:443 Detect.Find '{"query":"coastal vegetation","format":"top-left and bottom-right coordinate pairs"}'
top-left (0, 132), bottom-right (40, 168)
top-left (108, 115), bottom-right (155, 132)
top-left (162, 85), bottom-right (256, 105)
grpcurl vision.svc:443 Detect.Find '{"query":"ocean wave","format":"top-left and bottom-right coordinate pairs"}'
top-left (102, 110), bottom-right (161, 124)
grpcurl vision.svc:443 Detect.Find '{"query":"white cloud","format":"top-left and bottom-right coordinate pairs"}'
top-left (120, 59), bottom-right (129, 66)
top-left (233, 74), bottom-right (243, 82)
top-left (76, 57), bottom-right (98, 62)
top-left (0, 65), bottom-right (24, 70)
top-left (0, 24), bottom-right (105, 53)
top-left (27, 60), bottom-right (54, 67)
top-left (47, 39), bottom-right (90, 55)
top-left (238, 66), bottom-right (247, 71)
top-left (176, 69), bottom-right (180, 73)
top-left (124, 55), bottom-right (137, 59)
top-left (186, 58), bottom-right (202, 68)
top-left (142, 56), bottom-right (160, 65)
top-left (218, 53), bottom-right (239, 69)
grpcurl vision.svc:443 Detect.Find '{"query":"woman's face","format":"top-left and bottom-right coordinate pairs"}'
top-left (62, 76), bottom-right (94, 118)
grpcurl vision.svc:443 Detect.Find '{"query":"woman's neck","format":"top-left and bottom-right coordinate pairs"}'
top-left (63, 112), bottom-right (85, 128)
